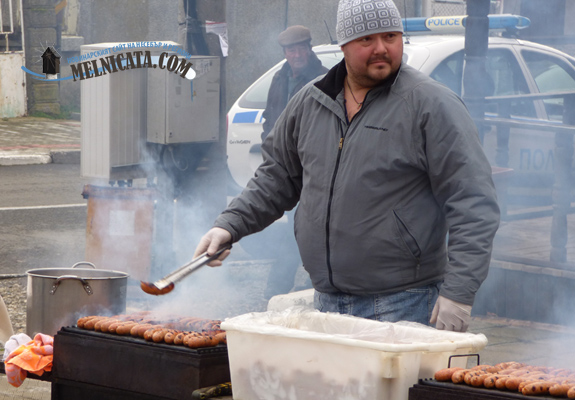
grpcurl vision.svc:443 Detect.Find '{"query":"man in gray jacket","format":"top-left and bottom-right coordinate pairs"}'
top-left (195, 0), bottom-right (500, 332)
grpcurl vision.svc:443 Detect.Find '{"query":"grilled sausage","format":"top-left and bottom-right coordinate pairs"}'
top-left (116, 322), bottom-right (138, 335)
top-left (139, 324), bottom-right (161, 338)
top-left (94, 317), bottom-right (110, 331)
top-left (130, 323), bottom-right (150, 337)
top-left (164, 330), bottom-right (177, 344)
top-left (99, 318), bottom-right (122, 333)
top-left (495, 375), bottom-right (512, 390)
top-left (76, 316), bottom-right (90, 328)
top-left (470, 374), bottom-right (490, 387)
top-left (107, 321), bottom-right (125, 334)
top-left (435, 367), bottom-right (463, 382)
top-left (549, 383), bottom-right (574, 397)
top-left (144, 327), bottom-right (162, 341)
top-left (518, 375), bottom-right (554, 392)
top-left (184, 332), bottom-right (212, 348)
top-left (483, 374), bottom-right (500, 389)
top-left (472, 365), bottom-right (497, 373)
top-left (451, 369), bottom-right (469, 384)
top-left (152, 329), bottom-right (169, 343)
top-left (550, 369), bottom-right (571, 378)
top-left (189, 335), bottom-right (211, 348)
top-left (521, 381), bottom-right (555, 396)
top-left (183, 332), bottom-right (201, 346)
top-left (506, 376), bottom-right (528, 391)
top-left (465, 371), bottom-right (484, 385)
top-left (495, 362), bottom-right (525, 370)
top-left (214, 332), bottom-right (227, 345)
top-left (206, 334), bottom-right (219, 347)
top-left (509, 369), bottom-right (531, 377)
top-left (77, 316), bottom-right (98, 328)
top-left (174, 332), bottom-right (186, 345)
top-left (83, 316), bottom-right (105, 330)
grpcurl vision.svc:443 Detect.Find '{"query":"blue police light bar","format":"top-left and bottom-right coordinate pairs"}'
top-left (403, 14), bottom-right (531, 34)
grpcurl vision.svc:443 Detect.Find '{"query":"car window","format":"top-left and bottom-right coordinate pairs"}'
top-left (521, 50), bottom-right (575, 121)
top-left (238, 72), bottom-right (275, 109)
top-left (238, 51), bottom-right (343, 109)
top-left (485, 48), bottom-right (536, 118)
top-left (429, 48), bottom-right (536, 118)
top-left (430, 52), bottom-right (463, 95)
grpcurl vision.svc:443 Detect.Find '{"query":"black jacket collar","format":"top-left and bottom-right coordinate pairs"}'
top-left (314, 59), bottom-right (400, 101)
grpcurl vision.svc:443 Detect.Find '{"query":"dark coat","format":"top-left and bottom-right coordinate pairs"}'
top-left (261, 51), bottom-right (328, 140)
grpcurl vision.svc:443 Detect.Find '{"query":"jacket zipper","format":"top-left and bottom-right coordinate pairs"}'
top-left (325, 121), bottom-right (348, 291)
top-left (325, 95), bottom-right (368, 292)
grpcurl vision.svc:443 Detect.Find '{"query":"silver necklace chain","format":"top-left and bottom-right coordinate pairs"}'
top-left (346, 78), bottom-right (364, 109)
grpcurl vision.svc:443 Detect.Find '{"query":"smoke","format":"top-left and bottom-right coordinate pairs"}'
top-left (141, 189), bottom-right (274, 320)
top-left (70, 0), bottom-right (575, 363)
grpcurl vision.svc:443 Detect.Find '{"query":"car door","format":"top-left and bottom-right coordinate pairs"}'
top-left (430, 45), bottom-right (557, 198)
top-left (519, 48), bottom-right (575, 122)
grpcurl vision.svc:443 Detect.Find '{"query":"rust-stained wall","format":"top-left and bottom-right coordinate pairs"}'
top-left (0, 53), bottom-right (27, 117)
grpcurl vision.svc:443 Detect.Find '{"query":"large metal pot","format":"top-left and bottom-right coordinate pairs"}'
top-left (26, 262), bottom-right (129, 336)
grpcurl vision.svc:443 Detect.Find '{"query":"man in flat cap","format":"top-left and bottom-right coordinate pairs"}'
top-left (262, 25), bottom-right (328, 141)
top-left (260, 25), bottom-right (328, 299)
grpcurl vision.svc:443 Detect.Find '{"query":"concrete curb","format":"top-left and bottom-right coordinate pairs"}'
top-left (0, 150), bottom-right (80, 166)
top-left (51, 149), bottom-right (81, 164)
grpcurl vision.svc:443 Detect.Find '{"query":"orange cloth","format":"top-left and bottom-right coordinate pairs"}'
top-left (4, 333), bottom-right (53, 387)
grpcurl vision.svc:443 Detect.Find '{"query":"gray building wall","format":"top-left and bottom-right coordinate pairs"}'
top-left (43, 0), bottom-right (575, 115)
top-left (59, 0), bottom-right (413, 113)
top-left (59, 0), bottom-right (184, 111)
top-left (60, 0), bottom-right (342, 113)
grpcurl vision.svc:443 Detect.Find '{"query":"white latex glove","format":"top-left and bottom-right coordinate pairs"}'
top-left (430, 295), bottom-right (472, 332)
top-left (193, 227), bottom-right (232, 267)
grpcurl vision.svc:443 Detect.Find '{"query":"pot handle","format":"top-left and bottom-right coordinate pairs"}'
top-left (50, 275), bottom-right (93, 296)
top-left (71, 261), bottom-right (96, 269)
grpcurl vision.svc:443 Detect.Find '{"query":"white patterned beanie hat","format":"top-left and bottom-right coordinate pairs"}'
top-left (336, 0), bottom-right (404, 46)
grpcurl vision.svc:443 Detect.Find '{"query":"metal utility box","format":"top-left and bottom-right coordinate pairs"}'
top-left (80, 42), bottom-right (148, 181)
top-left (147, 56), bottom-right (220, 144)
top-left (80, 42), bottom-right (220, 181)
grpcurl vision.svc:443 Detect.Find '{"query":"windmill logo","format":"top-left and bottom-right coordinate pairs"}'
top-left (41, 45), bottom-right (61, 78)
top-left (21, 43), bottom-right (69, 82)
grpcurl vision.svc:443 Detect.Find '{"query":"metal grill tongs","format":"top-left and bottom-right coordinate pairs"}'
top-left (140, 243), bottom-right (232, 296)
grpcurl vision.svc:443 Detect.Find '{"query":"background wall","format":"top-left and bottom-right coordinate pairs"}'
top-left (53, 0), bottom-right (575, 115)
top-left (59, 0), bottom-right (344, 113)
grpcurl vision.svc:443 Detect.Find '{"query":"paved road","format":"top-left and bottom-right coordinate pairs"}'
top-left (0, 164), bottom-right (86, 275)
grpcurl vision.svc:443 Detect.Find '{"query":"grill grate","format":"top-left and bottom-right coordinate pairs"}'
top-left (52, 326), bottom-right (230, 400)
top-left (409, 379), bottom-right (559, 400)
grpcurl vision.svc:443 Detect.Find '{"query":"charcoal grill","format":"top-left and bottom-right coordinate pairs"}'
top-left (409, 379), bottom-right (560, 400)
top-left (51, 326), bottom-right (230, 400)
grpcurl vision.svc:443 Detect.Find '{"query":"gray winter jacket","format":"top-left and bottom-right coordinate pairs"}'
top-left (215, 60), bottom-right (500, 305)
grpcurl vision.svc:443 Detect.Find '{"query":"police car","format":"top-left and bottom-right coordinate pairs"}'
top-left (227, 14), bottom-right (575, 200)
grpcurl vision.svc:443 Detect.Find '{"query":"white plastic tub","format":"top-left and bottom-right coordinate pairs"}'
top-left (221, 307), bottom-right (487, 400)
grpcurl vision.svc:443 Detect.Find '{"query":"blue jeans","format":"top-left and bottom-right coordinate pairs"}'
top-left (313, 283), bottom-right (440, 326)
